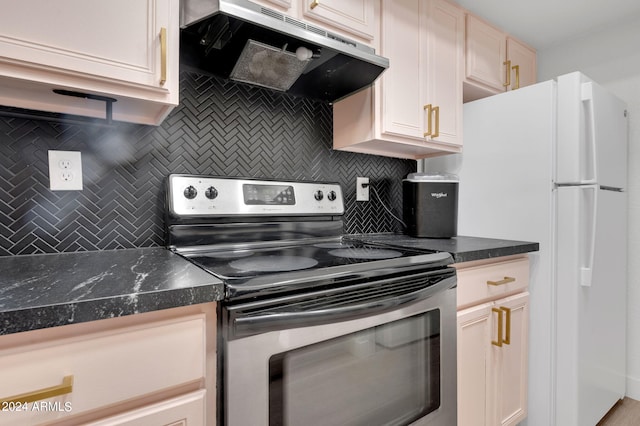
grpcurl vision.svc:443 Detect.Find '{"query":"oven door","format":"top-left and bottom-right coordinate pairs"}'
top-left (223, 268), bottom-right (457, 426)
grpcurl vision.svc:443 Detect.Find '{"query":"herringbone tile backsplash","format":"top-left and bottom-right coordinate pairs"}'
top-left (0, 71), bottom-right (415, 256)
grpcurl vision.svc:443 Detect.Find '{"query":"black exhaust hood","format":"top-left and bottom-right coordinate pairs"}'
top-left (179, 0), bottom-right (389, 103)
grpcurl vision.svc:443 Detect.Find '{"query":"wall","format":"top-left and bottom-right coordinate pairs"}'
top-left (537, 14), bottom-right (640, 400)
top-left (0, 71), bottom-right (414, 257)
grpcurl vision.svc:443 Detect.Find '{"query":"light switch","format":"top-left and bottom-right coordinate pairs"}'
top-left (356, 177), bottom-right (369, 202)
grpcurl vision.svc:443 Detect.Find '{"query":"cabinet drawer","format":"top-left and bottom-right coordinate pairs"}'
top-left (456, 257), bottom-right (529, 309)
top-left (0, 315), bottom-right (205, 425)
top-left (86, 390), bottom-right (206, 426)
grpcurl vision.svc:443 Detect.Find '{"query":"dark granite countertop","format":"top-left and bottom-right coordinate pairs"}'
top-left (0, 235), bottom-right (537, 336)
top-left (351, 233), bottom-right (539, 263)
top-left (0, 247), bottom-right (223, 336)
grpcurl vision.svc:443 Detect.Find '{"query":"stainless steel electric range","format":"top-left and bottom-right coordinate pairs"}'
top-left (165, 174), bottom-right (457, 426)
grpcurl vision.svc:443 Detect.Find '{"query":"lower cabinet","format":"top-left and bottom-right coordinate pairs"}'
top-left (0, 303), bottom-right (216, 426)
top-left (86, 390), bottom-right (206, 426)
top-left (456, 256), bottom-right (529, 426)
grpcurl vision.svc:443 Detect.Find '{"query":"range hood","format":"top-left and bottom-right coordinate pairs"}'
top-left (179, 0), bottom-right (389, 102)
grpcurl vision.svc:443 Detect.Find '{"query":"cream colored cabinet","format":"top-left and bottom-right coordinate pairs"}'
top-left (0, 304), bottom-right (216, 426)
top-left (301, 0), bottom-right (378, 46)
top-left (250, 0), bottom-right (378, 48)
top-left (0, 0), bottom-right (179, 125)
top-left (463, 14), bottom-right (536, 102)
top-left (86, 391), bottom-right (206, 426)
top-left (456, 256), bottom-right (529, 426)
top-left (333, 0), bottom-right (464, 159)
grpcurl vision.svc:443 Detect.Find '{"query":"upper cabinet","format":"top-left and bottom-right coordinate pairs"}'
top-left (250, 0), bottom-right (379, 48)
top-left (0, 0), bottom-right (179, 125)
top-left (464, 14), bottom-right (536, 102)
top-left (301, 0), bottom-right (378, 46)
top-left (333, 0), bottom-right (464, 160)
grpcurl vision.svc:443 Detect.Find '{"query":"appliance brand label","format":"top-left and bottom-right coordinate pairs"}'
top-left (431, 192), bottom-right (448, 198)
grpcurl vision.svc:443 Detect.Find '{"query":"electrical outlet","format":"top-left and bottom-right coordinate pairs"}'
top-left (356, 177), bottom-right (369, 202)
top-left (48, 150), bottom-right (83, 191)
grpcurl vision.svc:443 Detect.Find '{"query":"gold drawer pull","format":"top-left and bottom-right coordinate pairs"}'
top-left (432, 105), bottom-right (440, 138)
top-left (423, 104), bottom-right (432, 137)
top-left (487, 276), bottom-right (516, 286)
top-left (501, 306), bottom-right (511, 345)
top-left (512, 64), bottom-right (520, 90)
top-left (310, 0), bottom-right (320, 9)
top-left (491, 307), bottom-right (511, 347)
top-left (491, 307), bottom-right (503, 347)
top-left (422, 104), bottom-right (440, 138)
top-left (160, 27), bottom-right (167, 86)
top-left (503, 60), bottom-right (511, 87)
top-left (0, 375), bottom-right (74, 404)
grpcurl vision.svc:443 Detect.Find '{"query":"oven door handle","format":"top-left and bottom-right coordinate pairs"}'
top-left (231, 275), bottom-right (456, 336)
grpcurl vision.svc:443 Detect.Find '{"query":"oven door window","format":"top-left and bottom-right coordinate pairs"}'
top-left (269, 310), bottom-right (441, 426)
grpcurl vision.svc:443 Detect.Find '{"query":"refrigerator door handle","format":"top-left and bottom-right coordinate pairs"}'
top-left (580, 82), bottom-right (598, 184)
top-left (580, 185), bottom-right (598, 287)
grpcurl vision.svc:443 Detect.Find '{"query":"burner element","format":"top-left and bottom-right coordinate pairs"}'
top-left (329, 248), bottom-right (403, 260)
top-left (230, 255), bottom-right (319, 272)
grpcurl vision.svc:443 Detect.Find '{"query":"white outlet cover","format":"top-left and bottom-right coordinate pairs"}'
top-left (48, 150), bottom-right (83, 191)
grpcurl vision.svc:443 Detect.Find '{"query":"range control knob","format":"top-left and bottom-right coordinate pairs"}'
top-left (327, 190), bottom-right (337, 201)
top-left (183, 185), bottom-right (197, 200)
top-left (314, 190), bottom-right (324, 201)
top-left (205, 186), bottom-right (218, 200)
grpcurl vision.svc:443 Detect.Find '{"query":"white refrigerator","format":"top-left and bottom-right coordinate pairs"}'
top-left (456, 72), bottom-right (628, 426)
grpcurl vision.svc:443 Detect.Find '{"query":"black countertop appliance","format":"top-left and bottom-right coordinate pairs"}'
top-left (403, 172), bottom-right (459, 238)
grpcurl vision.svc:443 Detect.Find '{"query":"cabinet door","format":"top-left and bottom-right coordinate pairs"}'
top-left (332, 0), bottom-right (463, 159)
top-left (458, 293), bottom-right (529, 426)
top-left (0, 0), bottom-right (173, 89)
top-left (506, 37), bottom-right (537, 90)
top-left (491, 292), bottom-right (529, 426)
top-left (379, 0), bottom-right (425, 141)
top-left (301, 0), bottom-right (377, 43)
top-left (457, 302), bottom-right (492, 426)
top-left (465, 14), bottom-right (506, 93)
top-left (424, 0), bottom-right (464, 147)
top-left (0, 0), bottom-right (178, 124)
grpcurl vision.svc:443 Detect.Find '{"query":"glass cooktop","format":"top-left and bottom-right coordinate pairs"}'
top-left (182, 239), bottom-right (437, 281)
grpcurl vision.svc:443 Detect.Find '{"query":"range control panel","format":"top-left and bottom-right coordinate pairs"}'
top-left (167, 175), bottom-right (345, 217)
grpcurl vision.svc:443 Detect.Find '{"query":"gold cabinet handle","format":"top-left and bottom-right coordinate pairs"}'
top-left (512, 64), bottom-right (520, 90)
top-left (501, 306), bottom-right (511, 345)
top-left (160, 27), bottom-right (167, 86)
top-left (423, 104), bottom-right (432, 137)
top-left (487, 276), bottom-right (516, 286)
top-left (503, 59), bottom-right (511, 87)
top-left (432, 105), bottom-right (440, 138)
top-left (491, 307), bottom-right (503, 347)
top-left (0, 375), bottom-right (74, 404)
top-left (310, 0), bottom-right (320, 9)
